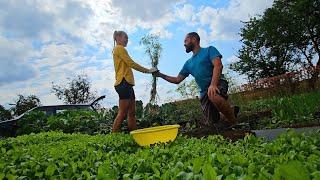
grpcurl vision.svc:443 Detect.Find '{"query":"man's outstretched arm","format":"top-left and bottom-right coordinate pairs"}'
top-left (155, 72), bottom-right (186, 84)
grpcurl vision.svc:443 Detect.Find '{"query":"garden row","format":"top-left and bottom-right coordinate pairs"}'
top-left (5, 91), bottom-right (317, 136)
top-left (1, 131), bottom-right (319, 179)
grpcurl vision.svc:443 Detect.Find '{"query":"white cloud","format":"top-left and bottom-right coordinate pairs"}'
top-left (0, 0), bottom-right (187, 54)
top-left (194, 0), bottom-right (274, 41)
top-left (0, 0), bottom-right (189, 106)
top-left (108, 0), bottom-right (188, 38)
top-left (176, 4), bottom-right (195, 21)
top-left (0, 36), bottom-right (38, 85)
top-left (111, 0), bottom-right (180, 21)
top-left (225, 55), bottom-right (240, 64)
top-left (197, 6), bottom-right (218, 25)
top-left (0, 1), bottom-right (54, 40)
top-left (0, 0), bottom-right (274, 107)
top-left (197, 28), bottom-right (211, 47)
top-left (0, 0), bottom-right (92, 43)
top-left (34, 43), bottom-right (79, 68)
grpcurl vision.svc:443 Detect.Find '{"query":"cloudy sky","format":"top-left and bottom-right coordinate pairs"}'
top-left (0, 0), bottom-right (274, 108)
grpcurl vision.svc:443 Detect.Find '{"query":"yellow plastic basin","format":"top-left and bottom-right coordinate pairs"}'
top-left (130, 124), bottom-right (180, 146)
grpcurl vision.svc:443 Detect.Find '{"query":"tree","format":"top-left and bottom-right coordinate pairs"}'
top-left (279, 0), bottom-right (320, 89)
top-left (175, 79), bottom-right (200, 99)
top-left (231, 11), bottom-right (298, 81)
top-left (11, 95), bottom-right (41, 116)
top-left (0, 105), bottom-right (12, 121)
top-left (140, 34), bottom-right (162, 104)
top-left (231, 0), bottom-right (320, 83)
top-left (52, 74), bottom-right (97, 104)
top-left (285, 0), bottom-right (320, 67)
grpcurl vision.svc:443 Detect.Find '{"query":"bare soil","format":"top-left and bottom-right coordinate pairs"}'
top-left (184, 126), bottom-right (255, 141)
top-left (183, 109), bottom-right (320, 141)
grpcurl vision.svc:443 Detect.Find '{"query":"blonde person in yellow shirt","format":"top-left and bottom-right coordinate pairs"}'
top-left (112, 30), bottom-right (157, 132)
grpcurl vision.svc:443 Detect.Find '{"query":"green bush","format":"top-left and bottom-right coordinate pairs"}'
top-left (137, 99), bottom-right (203, 131)
top-left (16, 111), bottom-right (47, 135)
top-left (12, 91), bottom-right (320, 135)
top-left (238, 91), bottom-right (320, 128)
top-left (46, 110), bottom-right (112, 134)
top-left (16, 110), bottom-right (113, 136)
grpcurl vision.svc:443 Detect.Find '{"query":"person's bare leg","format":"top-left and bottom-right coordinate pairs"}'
top-left (127, 99), bottom-right (137, 131)
top-left (219, 112), bottom-right (227, 122)
top-left (112, 100), bottom-right (130, 132)
top-left (209, 95), bottom-right (237, 125)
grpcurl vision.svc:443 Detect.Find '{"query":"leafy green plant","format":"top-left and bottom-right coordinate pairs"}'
top-left (9, 91), bottom-right (320, 137)
top-left (14, 110), bottom-right (113, 136)
top-left (137, 99), bottom-right (202, 131)
top-left (16, 110), bottom-right (47, 135)
top-left (46, 110), bottom-right (113, 134)
top-left (0, 131), bottom-right (319, 179)
top-left (234, 91), bottom-right (320, 128)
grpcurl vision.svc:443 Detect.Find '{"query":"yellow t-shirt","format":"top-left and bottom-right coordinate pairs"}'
top-left (113, 45), bottom-right (148, 86)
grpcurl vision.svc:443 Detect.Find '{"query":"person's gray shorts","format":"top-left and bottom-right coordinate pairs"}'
top-left (200, 79), bottom-right (229, 124)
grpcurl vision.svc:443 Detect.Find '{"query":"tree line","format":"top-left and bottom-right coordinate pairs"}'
top-left (231, 0), bottom-right (319, 86)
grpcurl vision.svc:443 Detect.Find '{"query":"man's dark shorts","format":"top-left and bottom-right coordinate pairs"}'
top-left (115, 79), bottom-right (135, 100)
top-left (200, 79), bottom-right (229, 124)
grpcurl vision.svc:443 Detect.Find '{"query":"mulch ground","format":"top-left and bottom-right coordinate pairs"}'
top-left (183, 126), bottom-right (255, 141)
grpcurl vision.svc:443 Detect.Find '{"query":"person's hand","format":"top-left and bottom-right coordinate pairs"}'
top-left (147, 67), bottom-right (158, 73)
top-left (152, 70), bottom-right (161, 77)
top-left (207, 84), bottom-right (220, 100)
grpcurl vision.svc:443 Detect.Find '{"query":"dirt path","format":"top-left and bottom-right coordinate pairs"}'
top-left (253, 126), bottom-right (320, 141)
top-left (183, 126), bottom-right (320, 141)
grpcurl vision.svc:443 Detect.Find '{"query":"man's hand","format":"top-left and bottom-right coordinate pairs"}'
top-left (152, 70), bottom-right (162, 77)
top-left (207, 84), bottom-right (220, 100)
top-left (152, 71), bottom-right (186, 84)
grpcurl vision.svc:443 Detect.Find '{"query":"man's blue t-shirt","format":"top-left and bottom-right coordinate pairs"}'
top-left (179, 46), bottom-right (225, 97)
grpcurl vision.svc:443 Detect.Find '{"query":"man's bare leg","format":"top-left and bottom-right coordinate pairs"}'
top-left (209, 94), bottom-right (237, 125)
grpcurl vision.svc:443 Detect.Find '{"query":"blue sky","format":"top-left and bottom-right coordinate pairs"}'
top-left (0, 0), bottom-right (274, 108)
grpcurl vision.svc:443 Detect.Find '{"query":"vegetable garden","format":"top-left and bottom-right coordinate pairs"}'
top-left (1, 0), bottom-right (320, 178)
top-left (1, 131), bottom-right (320, 179)
top-left (1, 89), bottom-right (320, 179)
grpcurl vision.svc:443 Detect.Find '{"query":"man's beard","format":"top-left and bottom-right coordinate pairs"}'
top-left (185, 43), bottom-right (194, 53)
